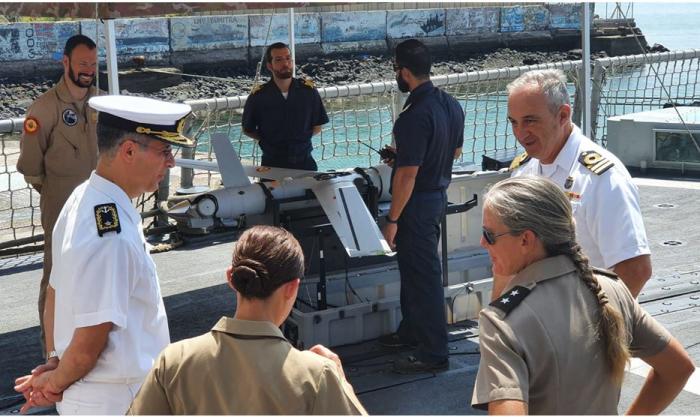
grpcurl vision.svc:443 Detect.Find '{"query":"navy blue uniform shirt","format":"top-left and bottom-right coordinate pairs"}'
top-left (393, 81), bottom-right (465, 191)
top-left (242, 78), bottom-right (329, 164)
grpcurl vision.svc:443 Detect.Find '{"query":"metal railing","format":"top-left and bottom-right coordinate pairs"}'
top-left (2, 49), bottom-right (699, 253)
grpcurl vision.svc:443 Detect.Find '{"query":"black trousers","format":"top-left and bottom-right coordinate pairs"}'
top-left (261, 152), bottom-right (318, 171)
top-left (395, 189), bottom-right (448, 363)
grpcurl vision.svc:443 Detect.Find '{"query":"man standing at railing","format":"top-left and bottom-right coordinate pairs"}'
top-left (16, 34), bottom-right (99, 354)
top-left (14, 95), bottom-right (195, 414)
top-left (380, 39), bottom-right (465, 374)
top-left (505, 69), bottom-right (651, 297)
top-left (242, 42), bottom-right (328, 171)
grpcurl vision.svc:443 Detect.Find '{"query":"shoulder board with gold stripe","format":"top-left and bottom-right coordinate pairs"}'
top-left (578, 151), bottom-right (614, 175)
top-left (250, 84), bottom-right (264, 95)
top-left (509, 152), bottom-right (531, 171)
top-left (302, 78), bottom-right (315, 89)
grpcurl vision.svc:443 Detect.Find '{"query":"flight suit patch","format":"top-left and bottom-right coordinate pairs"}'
top-left (94, 203), bottom-right (121, 237)
top-left (62, 109), bottom-right (78, 126)
top-left (509, 152), bottom-right (531, 171)
top-left (579, 151), bottom-right (614, 175)
top-left (23, 117), bottom-right (40, 134)
top-left (489, 285), bottom-right (531, 316)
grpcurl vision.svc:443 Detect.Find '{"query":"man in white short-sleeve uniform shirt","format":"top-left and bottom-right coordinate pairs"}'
top-left (504, 69), bottom-right (651, 298)
top-left (14, 95), bottom-right (195, 414)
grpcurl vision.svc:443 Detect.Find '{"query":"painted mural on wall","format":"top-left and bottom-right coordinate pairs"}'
top-left (501, 6), bottom-right (549, 32)
top-left (81, 18), bottom-right (169, 57)
top-left (501, 6), bottom-right (525, 33)
top-left (0, 22), bottom-right (78, 61)
top-left (249, 13), bottom-right (320, 46)
top-left (445, 7), bottom-right (499, 35)
top-left (387, 9), bottom-right (445, 39)
top-left (549, 3), bottom-right (582, 30)
top-left (170, 15), bottom-right (248, 51)
top-left (523, 6), bottom-right (549, 31)
top-left (321, 11), bottom-right (386, 43)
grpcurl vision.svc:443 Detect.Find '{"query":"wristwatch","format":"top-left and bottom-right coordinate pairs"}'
top-left (46, 350), bottom-right (58, 361)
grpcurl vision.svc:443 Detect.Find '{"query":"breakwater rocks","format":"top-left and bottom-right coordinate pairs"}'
top-left (0, 48), bottom-right (598, 119)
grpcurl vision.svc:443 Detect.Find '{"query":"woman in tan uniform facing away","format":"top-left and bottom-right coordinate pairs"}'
top-left (128, 225), bottom-right (366, 415)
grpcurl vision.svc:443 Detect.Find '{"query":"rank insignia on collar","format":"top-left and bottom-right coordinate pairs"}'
top-left (94, 203), bottom-right (121, 237)
top-left (303, 78), bottom-right (315, 89)
top-left (579, 150), bottom-right (614, 175)
top-left (23, 117), bottom-right (40, 134)
top-left (509, 152), bottom-right (531, 171)
top-left (489, 285), bottom-right (531, 316)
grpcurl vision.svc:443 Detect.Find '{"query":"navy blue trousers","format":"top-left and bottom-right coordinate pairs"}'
top-left (395, 189), bottom-right (448, 363)
top-left (261, 153), bottom-right (318, 171)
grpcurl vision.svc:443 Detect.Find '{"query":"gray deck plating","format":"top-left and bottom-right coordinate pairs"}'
top-left (1, 175), bottom-right (699, 414)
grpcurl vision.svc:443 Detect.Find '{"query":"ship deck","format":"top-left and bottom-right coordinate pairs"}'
top-left (1, 173), bottom-right (699, 415)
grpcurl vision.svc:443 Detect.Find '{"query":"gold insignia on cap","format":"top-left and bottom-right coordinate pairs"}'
top-left (578, 150), bottom-right (614, 175)
top-left (509, 152), bottom-right (531, 171)
top-left (136, 126), bottom-right (178, 138)
top-left (303, 79), bottom-right (315, 89)
top-left (94, 203), bottom-right (121, 237)
top-left (23, 117), bottom-right (40, 134)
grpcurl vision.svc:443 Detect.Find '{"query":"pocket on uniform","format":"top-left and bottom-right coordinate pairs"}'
top-left (47, 130), bottom-right (86, 177)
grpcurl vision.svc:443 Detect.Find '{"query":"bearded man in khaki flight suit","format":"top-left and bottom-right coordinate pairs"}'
top-left (17, 34), bottom-right (99, 352)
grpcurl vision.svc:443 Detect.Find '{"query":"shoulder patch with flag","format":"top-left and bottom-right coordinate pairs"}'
top-left (23, 117), bottom-right (40, 134)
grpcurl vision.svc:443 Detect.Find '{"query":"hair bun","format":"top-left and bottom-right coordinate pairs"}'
top-left (232, 258), bottom-right (268, 297)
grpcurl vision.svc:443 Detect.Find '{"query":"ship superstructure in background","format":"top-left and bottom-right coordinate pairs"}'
top-left (607, 107), bottom-right (700, 174)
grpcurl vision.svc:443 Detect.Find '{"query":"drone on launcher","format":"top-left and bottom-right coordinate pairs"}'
top-left (166, 133), bottom-right (393, 258)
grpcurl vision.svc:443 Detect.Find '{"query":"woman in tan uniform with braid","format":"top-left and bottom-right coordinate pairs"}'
top-left (471, 176), bottom-right (694, 415)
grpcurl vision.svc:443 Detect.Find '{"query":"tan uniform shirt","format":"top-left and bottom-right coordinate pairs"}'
top-left (472, 255), bottom-right (671, 414)
top-left (17, 76), bottom-right (98, 236)
top-left (127, 317), bottom-right (367, 415)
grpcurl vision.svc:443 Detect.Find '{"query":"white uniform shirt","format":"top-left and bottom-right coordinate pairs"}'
top-left (511, 125), bottom-right (650, 268)
top-left (50, 171), bottom-right (169, 383)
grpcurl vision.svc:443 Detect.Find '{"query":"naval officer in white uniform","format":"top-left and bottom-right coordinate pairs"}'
top-left (505, 69), bottom-right (651, 298)
top-left (14, 95), bottom-right (195, 414)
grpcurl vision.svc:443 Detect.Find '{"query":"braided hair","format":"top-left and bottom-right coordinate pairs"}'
top-left (230, 225), bottom-right (305, 299)
top-left (484, 175), bottom-right (630, 385)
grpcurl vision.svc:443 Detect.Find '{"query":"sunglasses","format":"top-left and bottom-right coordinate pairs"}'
top-left (482, 227), bottom-right (511, 245)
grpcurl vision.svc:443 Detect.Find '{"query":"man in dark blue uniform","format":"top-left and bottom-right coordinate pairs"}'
top-left (380, 39), bottom-right (465, 374)
top-left (242, 42), bottom-right (329, 170)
